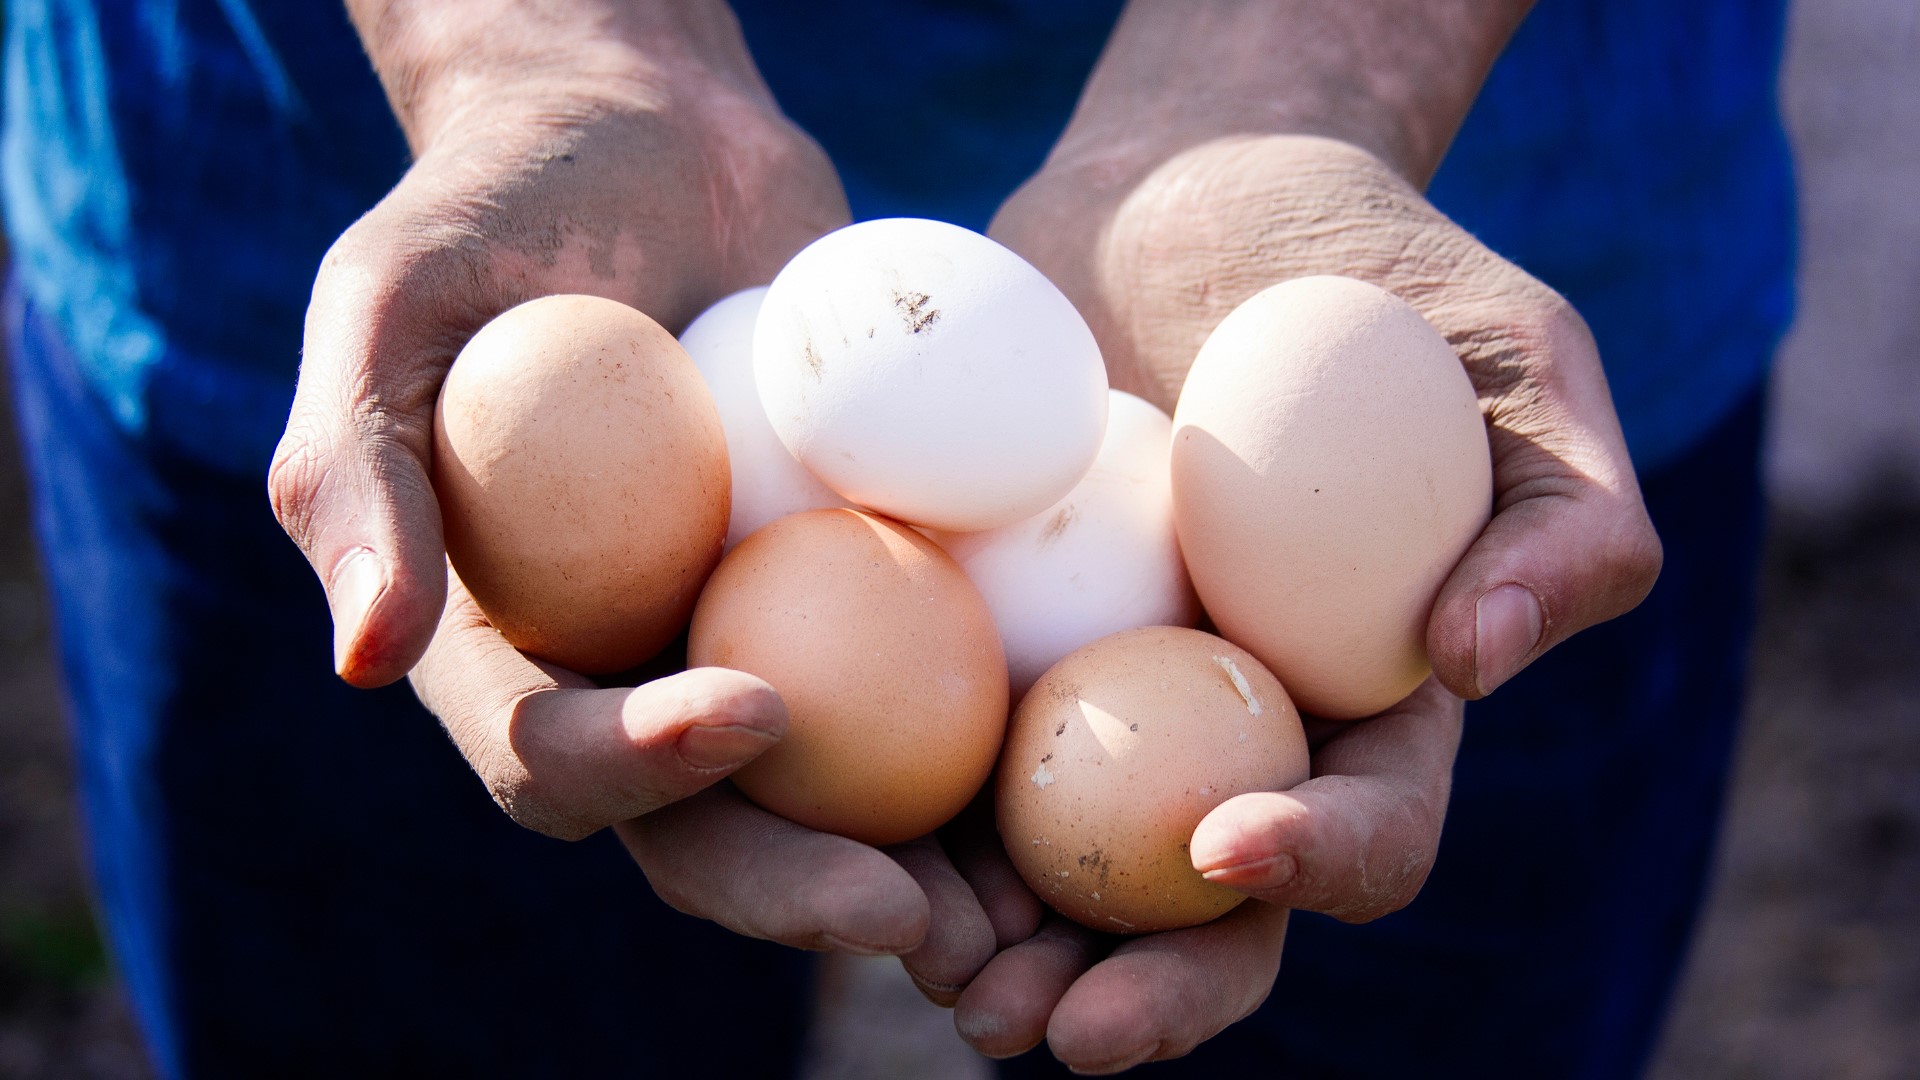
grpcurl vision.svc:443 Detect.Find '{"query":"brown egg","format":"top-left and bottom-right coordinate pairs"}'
top-left (687, 509), bottom-right (1008, 845)
top-left (433, 294), bottom-right (730, 674)
top-left (997, 626), bottom-right (1309, 934)
top-left (1171, 276), bottom-right (1492, 719)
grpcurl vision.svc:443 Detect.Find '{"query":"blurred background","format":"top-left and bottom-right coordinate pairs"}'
top-left (2, 0), bottom-right (1915, 1076)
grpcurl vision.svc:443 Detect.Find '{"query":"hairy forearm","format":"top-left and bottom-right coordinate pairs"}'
top-left (1055, 0), bottom-right (1534, 187)
top-left (344, 0), bottom-right (766, 151)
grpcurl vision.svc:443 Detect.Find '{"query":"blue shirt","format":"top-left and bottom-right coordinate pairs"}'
top-left (3, 1), bottom-right (409, 471)
top-left (4, 1), bottom-right (1793, 476)
top-left (1430, 2), bottom-right (1796, 471)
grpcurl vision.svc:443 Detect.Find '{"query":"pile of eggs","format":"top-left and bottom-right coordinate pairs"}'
top-left (432, 218), bottom-right (1492, 933)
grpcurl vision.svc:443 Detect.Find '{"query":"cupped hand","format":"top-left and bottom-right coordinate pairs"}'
top-left (261, 7), bottom-right (1017, 967)
top-left (992, 133), bottom-right (1662, 701)
top-left (954, 129), bottom-right (1659, 1069)
top-left (269, 26), bottom-right (849, 688)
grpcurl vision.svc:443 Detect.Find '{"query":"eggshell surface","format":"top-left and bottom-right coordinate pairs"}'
top-left (433, 294), bottom-right (729, 674)
top-left (680, 288), bottom-right (848, 550)
top-left (753, 218), bottom-right (1109, 531)
top-left (688, 509), bottom-right (1009, 845)
top-left (997, 626), bottom-right (1309, 934)
top-left (932, 390), bottom-right (1199, 697)
top-left (1171, 275), bottom-right (1492, 719)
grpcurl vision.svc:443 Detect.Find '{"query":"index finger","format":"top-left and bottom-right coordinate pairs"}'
top-left (411, 564), bottom-right (787, 840)
top-left (616, 785), bottom-right (931, 956)
top-left (1186, 678), bottom-right (1462, 921)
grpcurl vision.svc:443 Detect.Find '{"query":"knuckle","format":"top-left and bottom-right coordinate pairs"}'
top-left (266, 413), bottom-right (435, 561)
top-left (1616, 516), bottom-right (1665, 581)
top-left (1497, 283), bottom-right (1589, 356)
top-left (1528, 289), bottom-right (1594, 352)
top-left (1620, 511), bottom-right (1666, 607)
top-left (315, 227), bottom-right (372, 285)
top-left (621, 826), bottom-right (708, 918)
top-left (1444, 280), bottom-right (1592, 408)
top-left (1359, 791), bottom-right (1449, 919)
top-left (1324, 853), bottom-right (1430, 925)
top-left (609, 771), bottom-right (682, 822)
top-left (266, 423), bottom-right (333, 549)
top-left (433, 684), bottom-right (600, 842)
top-left (1313, 796), bottom-right (1444, 925)
top-left (643, 882), bottom-right (699, 920)
top-left (1598, 509), bottom-right (1666, 614)
top-left (481, 756), bottom-right (594, 842)
top-left (641, 871), bottom-right (705, 920)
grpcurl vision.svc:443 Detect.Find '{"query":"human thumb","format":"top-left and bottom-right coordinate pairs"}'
top-left (268, 228), bottom-right (492, 686)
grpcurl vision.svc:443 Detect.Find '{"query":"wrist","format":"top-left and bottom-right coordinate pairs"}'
top-left (347, 0), bottom-right (771, 153)
top-left (1050, 0), bottom-right (1533, 189)
top-left (1021, 131), bottom-right (1413, 241)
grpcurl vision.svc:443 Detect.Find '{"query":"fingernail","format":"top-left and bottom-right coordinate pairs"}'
top-left (906, 968), bottom-right (965, 1006)
top-left (1475, 583), bottom-right (1544, 696)
top-left (1199, 852), bottom-right (1298, 890)
top-left (675, 722), bottom-right (780, 772)
top-left (819, 933), bottom-right (910, 957)
top-left (328, 549), bottom-right (385, 675)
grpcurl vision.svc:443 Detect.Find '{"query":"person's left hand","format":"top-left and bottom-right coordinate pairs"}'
top-left (942, 119), bottom-right (1656, 1068)
top-left (946, 680), bottom-right (1460, 1073)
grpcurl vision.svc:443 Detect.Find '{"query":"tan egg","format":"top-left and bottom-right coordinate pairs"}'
top-left (687, 509), bottom-right (1008, 845)
top-left (997, 626), bottom-right (1309, 934)
top-left (433, 294), bottom-right (729, 674)
top-left (1171, 276), bottom-right (1492, 719)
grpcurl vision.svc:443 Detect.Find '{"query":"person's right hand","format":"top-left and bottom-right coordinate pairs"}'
top-left (270, 1), bottom-right (848, 688)
top-left (268, 2), bottom-right (999, 964)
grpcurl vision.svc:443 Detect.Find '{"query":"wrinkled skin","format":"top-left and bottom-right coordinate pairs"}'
top-left (936, 133), bottom-right (1660, 1072)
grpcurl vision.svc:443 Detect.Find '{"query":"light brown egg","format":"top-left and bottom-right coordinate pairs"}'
top-left (433, 294), bottom-right (730, 674)
top-left (997, 626), bottom-right (1309, 934)
top-left (687, 508), bottom-right (1008, 846)
top-left (1171, 276), bottom-right (1492, 719)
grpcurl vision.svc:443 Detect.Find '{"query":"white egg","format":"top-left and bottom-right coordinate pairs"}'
top-left (681, 288), bottom-right (848, 550)
top-left (752, 218), bottom-right (1109, 532)
top-left (931, 390), bottom-right (1200, 696)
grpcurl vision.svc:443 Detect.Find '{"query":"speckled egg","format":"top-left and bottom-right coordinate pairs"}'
top-left (752, 218), bottom-right (1109, 532)
top-left (996, 626), bottom-right (1310, 933)
top-left (433, 293), bottom-right (729, 674)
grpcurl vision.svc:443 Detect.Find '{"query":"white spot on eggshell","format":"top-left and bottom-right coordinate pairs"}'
top-left (1032, 762), bottom-right (1057, 789)
top-left (1215, 655), bottom-right (1263, 715)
